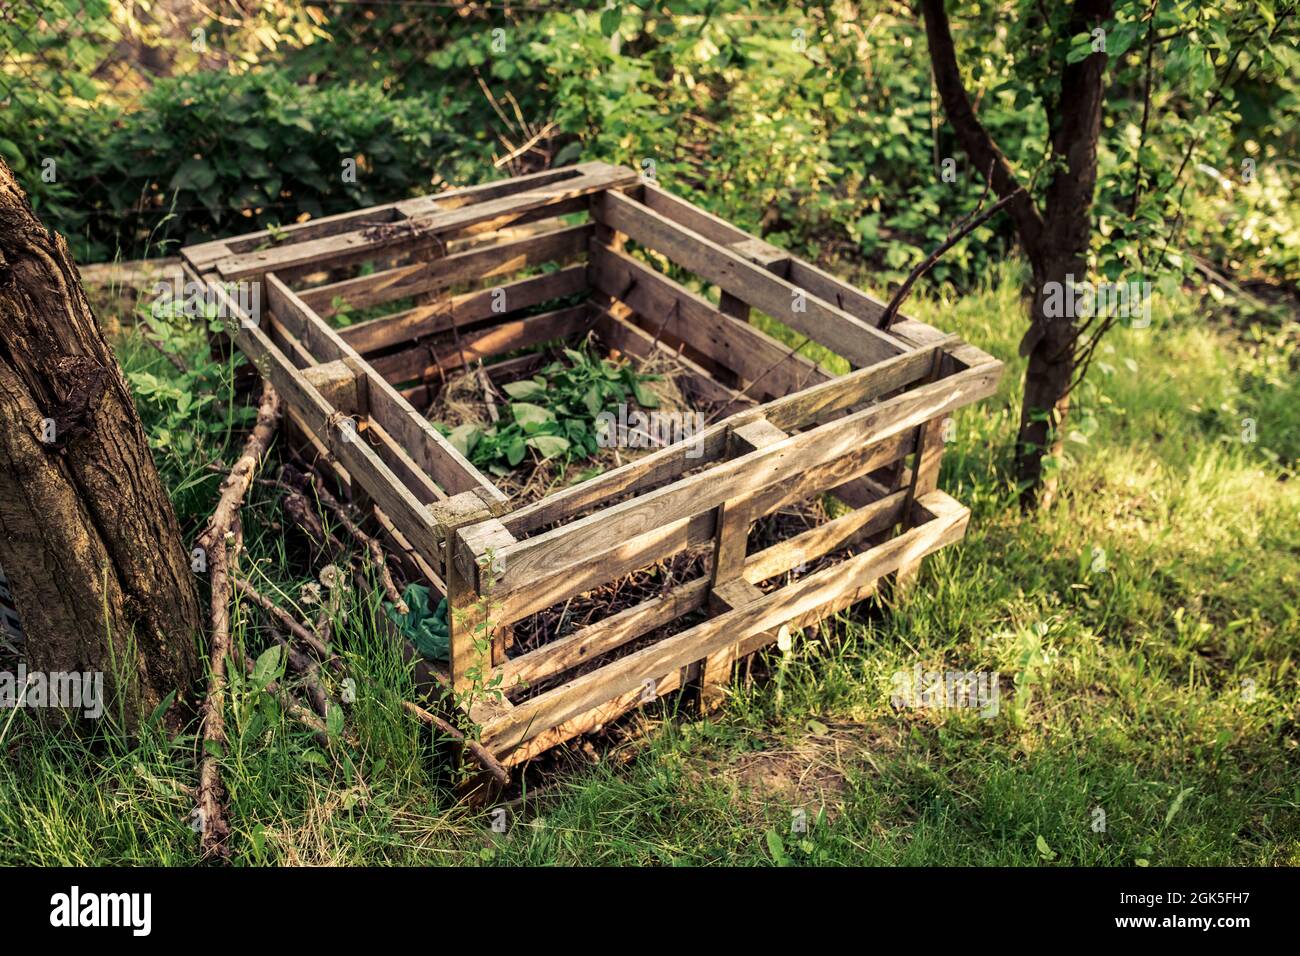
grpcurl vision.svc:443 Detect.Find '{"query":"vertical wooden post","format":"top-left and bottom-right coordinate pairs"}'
top-left (456, 517), bottom-right (517, 668)
top-left (892, 349), bottom-right (953, 594)
top-left (429, 490), bottom-right (509, 695)
top-left (697, 417), bottom-right (789, 710)
top-left (301, 357), bottom-right (374, 514)
top-left (717, 238), bottom-right (793, 391)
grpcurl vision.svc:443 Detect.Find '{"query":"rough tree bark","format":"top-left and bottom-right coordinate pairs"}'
top-left (0, 156), bottom-right (202, 728)
top-left (921, 0), bottom-right (1112, 509)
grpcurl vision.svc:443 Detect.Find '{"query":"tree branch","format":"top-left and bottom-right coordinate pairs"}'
top-left (193, 380), bottom-right (281, 860)
top-left (919, 0), bottom-right (1046, 256)
top-left (882, 183), bottom-right (1023, 329)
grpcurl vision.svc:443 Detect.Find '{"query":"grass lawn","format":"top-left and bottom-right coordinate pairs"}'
top-left (1, 262), bottom-right (1295, 866)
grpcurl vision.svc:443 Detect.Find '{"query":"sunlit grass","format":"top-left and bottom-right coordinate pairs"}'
top-left (0, 265), bottom-right (1294, 866)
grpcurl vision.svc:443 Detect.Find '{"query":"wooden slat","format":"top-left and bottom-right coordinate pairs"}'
top-left (340, 265), bottom-right (586, 355)
top-left (185, 165), bottom-right (593, 273)
top-left (492, 429), bottom-right (915, 625)
top-left (588, 243), bottom-right (827, 399)
top-left (215, 164), bottom-right (637, 280)
top-left (595, 190), bottom-right (907, 367)
top-left (301, 223), bottom-right (592, 316)
top-left (369, 304), bottom-right (595, 384)
top-left (501, 577), bottom-right (710, 690)
top-left (266, 273), bottom-right (502, 501)
top-left (491, 360), bottom-right (1000, 597)
top-left (498, 338), bottom-right (960, 538)
top-left (484, 491), bottom-right (970, 753)
top-left (204, 279), bottom-right (444, 565)
top-left (742, 489), bottom-right (908, 583)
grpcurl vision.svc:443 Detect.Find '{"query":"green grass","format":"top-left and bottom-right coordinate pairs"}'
top-left (1, 262), bottom-right (1295, 866)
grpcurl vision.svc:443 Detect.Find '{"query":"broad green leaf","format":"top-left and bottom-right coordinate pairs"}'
top-left (447, 423), bottom-right (481, 458)
top-left (511, 402), bottom-right (554, 428)
top-left (502, 379), bottom-right (547, 401)
top-left (526, 434), bottom-right (570, 459)
top-left (251, 645), bottom-right (283, 691)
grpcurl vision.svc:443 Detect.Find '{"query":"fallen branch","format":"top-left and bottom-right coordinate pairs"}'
top-left (233, 576), bottom-right (334, 665)
top-left (193, 380), bottom-right (282, 860)
top-left (402, 699), bottom-right (510, 788)
top-left (283, 464), bottom-right (408, 615)
top-left (236, 648), bottom-right (333, 748)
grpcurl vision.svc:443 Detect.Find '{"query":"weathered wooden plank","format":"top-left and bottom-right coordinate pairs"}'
top-left (483, 491), bottom-right (970, 752)
top-left (595, 190), bottom-right (907, 367)
top-left (492, 429), bottom-right (915, 625)
top-left (216, 164), bottom-right (637, 280)
top-left (204, 278), bottom-right (445, 566)
top-left (588, 243), bottom-right (827, 399)
top-left (497, 339), bottom-right (959, 538)
top-left (370, 304), bottom-right (595, 384)
top-left (265, 273), bottom-right (502, 501)
top-left (491, 361), bottom-right (1000, 597)
top-left (339, 265), bottom-right (587, 355)
top-left (185, 163), bottom-right (586, 270)
top-left (742, 489), bottom-right (908, 583)
top-left (500, 577), bottom-right (710, 691)
top-left (301, 223), bottom-right (592, 316)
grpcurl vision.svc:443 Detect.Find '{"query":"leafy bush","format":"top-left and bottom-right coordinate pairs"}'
top-left (5, 70), bottom-right (496, 260)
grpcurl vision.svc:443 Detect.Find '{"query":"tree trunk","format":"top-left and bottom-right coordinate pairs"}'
top-left (921, 0), bottom-right (1110, 511)
top-left (1015, 259), bottom-right (1082, 509)
top-left (0, 156), bottom-right (201, 729)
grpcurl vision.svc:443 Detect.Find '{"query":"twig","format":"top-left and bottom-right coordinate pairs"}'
top-left (702, 334), bottom-right (812, 425)
top-left (283, 464), bottom-right (409, 614)
top-left (402, 699), bottom-right (510, 787)
top-left (192, 381), bottom-right (281, 860)
top-left (476, 361), bottom-right (501, 425)
top-left (233, 576), bottom-right (334, 665)
top-left (880, 186), bottom-right (1022, 330)
top-left (236, 649), bottom-right (335, 748)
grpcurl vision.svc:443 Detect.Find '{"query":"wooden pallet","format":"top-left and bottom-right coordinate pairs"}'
top-left (180, 161), bottom-right (1003, 769)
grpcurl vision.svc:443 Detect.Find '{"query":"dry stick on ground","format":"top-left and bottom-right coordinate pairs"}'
top-left (193, 380), bottom-right (282, 860)
top-left (233, 647), bottom-right (336, 747)
top-left (233, 576), bottom-right (335, 665)
top-left (285, 466), bottom-right (408, 615)
top-left (703, 333), bottom-right (813, 426)
top-left (402, 699), bottom-right (510, 787)
top-left (237, 577), bottom-right (510, 786)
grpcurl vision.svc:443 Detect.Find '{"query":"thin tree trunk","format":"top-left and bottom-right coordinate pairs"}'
top-left (1016, 259), bottom-right (1081, 508)
top-left (0, 156), bottom-right (201, 729)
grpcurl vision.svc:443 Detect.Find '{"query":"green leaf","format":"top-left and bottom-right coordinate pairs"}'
top-left (764, 829), bottom-right (789, 866)
top-left (170, 157), bottom-right (216, 191)
top-left (631, 379), bottom-right (660, 408)
top-left (511, 402), bottom-right (554, 429)
top-left (600, 6), bottom-right (623, 38)
top-left (142, 689), bottom-right (178, 730)
top-left (506, 435), bottom-right (527, 466)
top-left (1035, 835), bottom-right (1057, 861)
top-left (326, 704), bottom-right (345, 738)
top-left (251, 645), bottom-right (283, 691)
top-left (1165, 787), bottom-right (1194, 827)
top-left (526, 434), bottom-right (570, 460)
top-left (447, 423), bottom-right (481, 458)
top-left (502, 380), bottom-right (547, 401)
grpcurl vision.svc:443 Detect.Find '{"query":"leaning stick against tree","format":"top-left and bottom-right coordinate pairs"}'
top-left (193, 380), bottom-right (282, 859)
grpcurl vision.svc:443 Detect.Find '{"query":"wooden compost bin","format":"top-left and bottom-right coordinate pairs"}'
top-left (180, 161), bottom-right (1003, 768)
